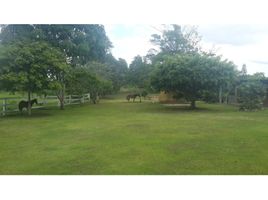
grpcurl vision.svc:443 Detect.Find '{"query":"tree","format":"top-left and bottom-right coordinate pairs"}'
top-left (215, 59), bottom-right (238, 104)
top-left (128, 55), bottom-right (153, 90)
top-left (0, 24), bottom-right (112, 65)
top-left (149, 25), bottom-right (239, 106)
top-left (237, 73), bottom-right (266, 111)
top-left (82, 56), bottom-right (128, 93)
top-left (104, 54), bottom-right (128, 91)
top-left (0, 41), bottom-right (69, 115)
top-left (66, 67), bottom-right (100, 95)
top-left (117, 58), bottom-right (129, 86)
top-left (0, 24), bottom-right (113, 109)
top-left (66, 67), bottom-right (113, 103)
top-left (150, 25), bottom-right (201, 59)
top-left (151, 53), bottom-right (236, 109)
top-left (240, 64), bottom-right (247, 77)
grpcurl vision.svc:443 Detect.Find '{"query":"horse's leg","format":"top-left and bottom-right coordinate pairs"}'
top-left (133, 97), bottom-right (135, 102)
top-left (18, 104), bottom-right (23, 114)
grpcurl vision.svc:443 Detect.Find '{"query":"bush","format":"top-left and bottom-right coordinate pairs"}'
top-left (202, 90), bottom-right (218, 103)
top-left (238, 80), bottom-right (266, 111)
top-left (141, 90), bottom-right (148, 98)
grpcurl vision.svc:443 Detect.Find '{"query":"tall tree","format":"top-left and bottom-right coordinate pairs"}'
top-left (150, 25), bottom-right (201, 58)
top-left (66, 66), bottom-right (113, 103)
top-left (0, 41), bottom-right (69, 115)
top-left (128, 55), bottom-right (152, 89)
top-left (0, 24), bottom-right (113, 109)
top-left (215, 59), bottom-right (238, 103)
top-left (237, 73), bottom-right (266, 111)
top-left (240, 64), bottom-right (247, 77)
top-left (0, 24), bottom-right (112, 65)
top-left (104, 54), bottom-right (128, 91)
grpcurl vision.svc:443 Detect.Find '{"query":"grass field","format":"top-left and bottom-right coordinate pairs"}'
top-left (1, 95), bottom-right (268, 175)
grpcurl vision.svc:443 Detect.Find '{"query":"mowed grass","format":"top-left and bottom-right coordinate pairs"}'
top-left (1, 96), bottom-right (268, 174)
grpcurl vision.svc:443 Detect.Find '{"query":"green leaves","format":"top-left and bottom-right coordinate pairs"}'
top-left (0, 41), bottom-right (69, 94)
top-left (0, 25), bottom-right (112, 66)
top-left (237, 75), bottom-right (266, 111)
top-left (65, 66), bottom-right (113, 96)
top-left (128, 55), bottom-right (153, 90)
top-left (150, 25), bottom-right (201, 56)
top-left (151, 53), bottom-right (237, 108)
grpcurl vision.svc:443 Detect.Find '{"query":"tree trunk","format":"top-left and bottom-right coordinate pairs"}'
top-left (58, 89), bottom-right (64, 110)
top-left (60, 98), bottom-right (64, 110)
top-left (234, 86), bottom-right (238, 103)
top-left (57, 84), bottom-right (65, 110)
top-left (225, 94), bottom-right (228, 104)
top-left (219, 86), bottom-right (222, 104)
top-left (27, 90), bottom-right (31, 116)
top-left (190, 100), bottom-right (196, 109)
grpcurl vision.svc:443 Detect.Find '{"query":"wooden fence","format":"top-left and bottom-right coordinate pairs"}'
top-left (0, 93), bottom-right (90, 116)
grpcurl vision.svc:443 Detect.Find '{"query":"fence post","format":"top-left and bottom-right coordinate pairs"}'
top-left (88, 93), bottom-right (90, 102)
top-left (81, 95), bottom-right (84, 104)
top-left (2, 99), bottom-right (6, 116)
top-left (43, 95), bottom-right (47, 105)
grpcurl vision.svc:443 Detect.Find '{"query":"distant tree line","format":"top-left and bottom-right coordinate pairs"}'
top-left (0, 24), bottom-right (266, 114)
top-left (127, 25), bottom-right (267, 110)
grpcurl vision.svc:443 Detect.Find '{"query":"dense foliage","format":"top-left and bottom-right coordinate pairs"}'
top-left (0, 24), bottom-right (112, 65)
top-left (0, 41), bottom-right (69, 114)
top-left (0, 24), bottom-right (127, 113)
top-left (0, 24), bottom-right (267, 113)
top-left (149, 25), bottom-right (238, 109)
top-left (237, 73), bottom-right (267, 111)
top-left (151, 53), bottom-right (237, 108)
top-left (127, 55), bottom-right (152, 90)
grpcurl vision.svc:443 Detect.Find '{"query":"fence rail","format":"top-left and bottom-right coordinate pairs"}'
top-left (0, 93), bottom-right (90, 116)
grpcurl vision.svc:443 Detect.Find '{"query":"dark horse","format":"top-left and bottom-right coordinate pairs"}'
top-left (18, 99), bottom-right (38, 113)
top-left (126, 94), bottom-right (141, 102)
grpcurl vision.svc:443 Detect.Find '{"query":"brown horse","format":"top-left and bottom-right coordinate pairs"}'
top-left (126, 94), bottom-right (141, 102)
top-left (18, 99), bottom-right (38, 113)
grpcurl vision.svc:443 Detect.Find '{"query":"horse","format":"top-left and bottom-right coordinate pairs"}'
top-left (126, 93), bottom-right (141, 102)
top-left (18, 99), bottom-right (38, 113)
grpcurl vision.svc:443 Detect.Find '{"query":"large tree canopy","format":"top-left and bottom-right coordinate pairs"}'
top-left (151, 53), bottom-right (237, 108)
top-left (0, 24), bottom-right (116, 111)
top-left (149, 25), bottom-right (202, 62)
top-left (149, 24), bottom-right (239, 108)
top-left (237, 72), bottom-right (267, 111)
top-left (0, 41), bottom-right (69, 115)
top-left (0, 24), bottom-right (112, 65)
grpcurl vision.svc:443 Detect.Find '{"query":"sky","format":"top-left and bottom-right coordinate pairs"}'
top-left (105, 24), bottom-right (268, 75)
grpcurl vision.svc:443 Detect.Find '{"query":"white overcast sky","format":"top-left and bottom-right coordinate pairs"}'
top-left (105, 24), bottom-right (268, 75)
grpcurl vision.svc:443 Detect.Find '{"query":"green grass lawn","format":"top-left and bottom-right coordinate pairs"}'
top-left (1, 96), bottom-right (268, 175)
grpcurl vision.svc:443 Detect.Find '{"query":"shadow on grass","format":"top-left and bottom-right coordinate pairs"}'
top-left (1, 111), bottom-right (54, 119)
top-left (139, 102), bottom-right (233, 115)
top-left (122, 101), bottom-right (143, 104)
top-left (0, 106), bottom-right (59, 119)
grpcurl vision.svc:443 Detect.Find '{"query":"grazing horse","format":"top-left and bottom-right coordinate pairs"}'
top-left (18, 99), bottom-right (38, 113)
top-left (126, 93), bottom-right (141, 102)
